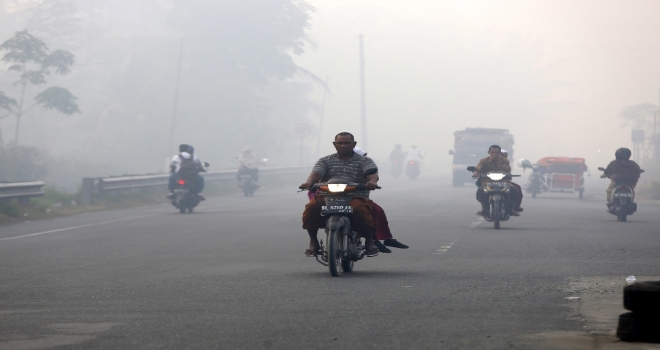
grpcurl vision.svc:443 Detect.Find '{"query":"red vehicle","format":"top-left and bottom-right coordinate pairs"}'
top-left (528, 157), bottom-right (588, 199)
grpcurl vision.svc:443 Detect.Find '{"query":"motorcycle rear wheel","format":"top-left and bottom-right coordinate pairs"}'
top-left (492, 201), bottom-right (501, 229)
top-left (618, 214), bottom-right (627, 222)
top-left (327, 229), bottom-right (343, 277)
top-left (179, 207), bottom-right (186, 214)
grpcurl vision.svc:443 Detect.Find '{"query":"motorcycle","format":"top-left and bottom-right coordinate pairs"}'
top-left (302, 168), bottom-right (379, 277)
top-left (467, 166), bottom-right (521, 229)
top-left (238, 159), bottom-right (267, 197)
top-left (598, 166), bottom-right (644, 222)
top-left (527, 164), bottom-right (546, 198)
top-left (172, 162), bottom-right (209, 213)
top-left (406, 160), bottom-right (420, 179)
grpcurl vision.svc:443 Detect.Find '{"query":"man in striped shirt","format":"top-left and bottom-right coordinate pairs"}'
top-left (299, 132), bottom-right (380, 257)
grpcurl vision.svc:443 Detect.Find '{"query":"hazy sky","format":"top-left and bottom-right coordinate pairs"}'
top-left (295, 0), bottom-right (660, 171)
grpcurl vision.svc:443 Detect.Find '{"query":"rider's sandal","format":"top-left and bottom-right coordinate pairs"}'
top-left (365, 247), bottom-right (379, 257)
top-left (304, 249), bottom-right (319, 257)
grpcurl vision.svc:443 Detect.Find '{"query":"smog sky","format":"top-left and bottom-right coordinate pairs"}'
top-left (296, 0), bottom-right (660, 170)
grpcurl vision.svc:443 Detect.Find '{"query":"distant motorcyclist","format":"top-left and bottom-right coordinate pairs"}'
top-left (473, 145), bottom-right (521, 217)
top-left (168, 144), bottom-right (206, 200)
top-left (389, 144), bottom-right (406, 177)
top-left (406, 144), bottom-right (424, 162)
top-left (603, 148), bottom-right (642, 203)
top-left (236, 147), bottom-right (264, 185)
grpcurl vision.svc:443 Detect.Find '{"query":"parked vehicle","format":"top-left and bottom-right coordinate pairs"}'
top-left (598, 166), bottom-right (644, 222)
top-left (304, 168), bottom-right (379, 276)
top-left (449, 128), bottom-right (514, 186)
top-left (467, 166), bottom-right (521, 229)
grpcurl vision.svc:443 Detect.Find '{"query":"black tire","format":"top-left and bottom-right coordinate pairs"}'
top-left (179, 207), bottom-right (186, 214)
top-left (492, 200), bottom-right (501, 229)
top-left (327, 229), bottom-right (342, 277)
top-left (187, 207), bottom-right (193, 213)
top-left (624, 281), bottom-right (660, 314)
top-left (341, 257), bottom-right (354, 273)
top-left (578, 190), bottom-right (584, 199)
top-left (616, 312), bottom-right (660, 342)
top-left (619, 213), bottom-right (627, 222)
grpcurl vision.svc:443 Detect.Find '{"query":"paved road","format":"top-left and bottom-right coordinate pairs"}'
top-left (1, 176), bottom-right (659, 349)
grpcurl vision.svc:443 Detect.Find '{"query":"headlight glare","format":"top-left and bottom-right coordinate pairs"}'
top-left (328, 184), bottom-right (348, 192)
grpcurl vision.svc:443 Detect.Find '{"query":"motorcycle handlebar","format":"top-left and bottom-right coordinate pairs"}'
top-left (299, 183), bottom-right (381, 192)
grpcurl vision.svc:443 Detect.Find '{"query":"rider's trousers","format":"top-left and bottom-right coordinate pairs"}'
top-left (302, 195), bottom-right (375, 239)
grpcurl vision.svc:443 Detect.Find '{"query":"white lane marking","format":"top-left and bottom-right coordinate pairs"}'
top-left (433, 239), bottom-right (458, 255)
top-left (469, 218), bottom-right (485, 228)
top-left (0, 214), bottom-right (159, 241)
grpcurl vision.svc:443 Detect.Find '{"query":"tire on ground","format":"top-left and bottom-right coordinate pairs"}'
top-left (624, 281), bottom-right (660, 314)
top-left (616, 312), bottom-right (660, 342)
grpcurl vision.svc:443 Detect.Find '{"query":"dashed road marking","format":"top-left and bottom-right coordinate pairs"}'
top-left (433, 240), bottom-right (457, 255)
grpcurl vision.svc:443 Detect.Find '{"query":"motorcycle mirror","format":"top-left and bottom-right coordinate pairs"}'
top-left (203, 162), bottom-right (210, 167)
top-left (364, 168), bottom-right (378, 176)
top-left (597, 167), bottom-right (605, 171)
top-left (466, 166), bottom-right (477, 172)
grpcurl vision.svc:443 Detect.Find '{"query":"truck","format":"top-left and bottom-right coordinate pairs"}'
top-left (449, 128), bottom-right (515, 187)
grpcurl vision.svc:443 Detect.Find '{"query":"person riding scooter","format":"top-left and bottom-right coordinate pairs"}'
top-left (236, 147), bottom-right (264, 185)
top-left (167, 144), bottom-right (206, 200)
top-left (389, 144), bottom-right (406, 177)
top-left (473, 145), bottom-right (521, 218)
top-left (603, 147), bottom-right (642, 206)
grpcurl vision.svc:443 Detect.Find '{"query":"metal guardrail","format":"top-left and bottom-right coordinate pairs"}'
top-left (0, 181), bottom-right (46, 200)
top-left (80, 165), bottom-right (311, 205)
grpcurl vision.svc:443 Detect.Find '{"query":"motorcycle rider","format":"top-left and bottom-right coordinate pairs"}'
top-left (236, 147), bottom-right (263, 185)
top-left (299, 132), bottom-right (380, 258)
top-left (473, 145), bottom-right (521, 217)
top-left (354, 147), bottom-right (409, 253)
top-left (406, 144), bottom-right (424, 163)
top-left (500, 150), bottom-right (523, 212)
top-left (167, 144), bottom-right (205, 200)
top-left (389, 144), bottom-right (406, 176)
top-left (603, 147), bottom-right (642, 205)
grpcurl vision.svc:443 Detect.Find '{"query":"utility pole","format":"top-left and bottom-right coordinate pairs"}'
top-left (359, 34), bottom-right (367, 151)
top-left (168, 37), bottom-right (184, 160)
top-left (315, 75), bottom-right (329, 159)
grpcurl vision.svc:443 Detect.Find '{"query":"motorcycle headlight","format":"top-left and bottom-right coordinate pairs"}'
top-left (328, 184), bottom-right (348, 192)
top-left (487, 173), bottom-right (505, 181)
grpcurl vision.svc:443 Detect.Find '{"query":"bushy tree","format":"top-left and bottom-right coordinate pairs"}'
top-left (0, 30), bottom-right (80, 145)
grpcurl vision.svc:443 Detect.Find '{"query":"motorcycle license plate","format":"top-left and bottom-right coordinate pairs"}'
top-left (322, 205), bottom-right (353, 214)
top-left (614, 193), bottom-right (633, 198)
top-left (174, 189), bottom-right (188, 193)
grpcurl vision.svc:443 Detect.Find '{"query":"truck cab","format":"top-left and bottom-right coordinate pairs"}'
top-left (449, 128), bottom-right (514, 187)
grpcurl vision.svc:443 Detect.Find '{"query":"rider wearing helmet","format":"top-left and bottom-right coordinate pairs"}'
top-left (603, 148), bottom-right (642, 203)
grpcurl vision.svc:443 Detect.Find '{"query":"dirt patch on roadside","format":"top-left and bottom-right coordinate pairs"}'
top-left (525, 276), bottom-right (660, 349)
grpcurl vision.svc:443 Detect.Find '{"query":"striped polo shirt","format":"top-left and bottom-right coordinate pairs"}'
top-left (312, 152), bottom-right (378, 198)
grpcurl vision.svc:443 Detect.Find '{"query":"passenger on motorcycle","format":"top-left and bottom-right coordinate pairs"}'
top-left (500, 150), bottom-right (523, 213)
top-left (603, 148), bottom-right (642, 203)
top-left (300, 132), bottom-right (380, 258)
top-left (406, 144), bottom-right (424, 162)
top-left (473, 145), bottom-right (521, 217)
top-left (167, 144), bottom-right (206, 200)
top-left (236, 147), bottom-right (263, 185)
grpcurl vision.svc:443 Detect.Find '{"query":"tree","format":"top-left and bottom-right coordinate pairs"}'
top-left (620, 103), bottom-right (657, 131)
top-left (0, 30), bottom-right (79, 145)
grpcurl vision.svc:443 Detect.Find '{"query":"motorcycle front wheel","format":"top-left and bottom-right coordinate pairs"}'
top-left (492, 200), bottom-right (501, 229)
top-left (327, 229), bottom-right (343, 277)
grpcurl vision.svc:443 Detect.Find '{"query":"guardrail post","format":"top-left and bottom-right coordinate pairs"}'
top-left (81, 178), bottom-right (95, 205)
